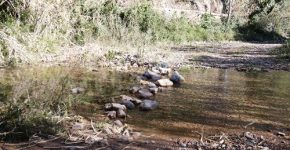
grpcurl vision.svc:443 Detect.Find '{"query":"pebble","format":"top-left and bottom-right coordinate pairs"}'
top-left (71, 87), bottom-right (85, 94)
top-left (140, 100), bottom-right (158, 111)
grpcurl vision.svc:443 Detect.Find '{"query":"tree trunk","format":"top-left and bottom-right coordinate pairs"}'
top-left (227, 0), bottom-right (233, 25)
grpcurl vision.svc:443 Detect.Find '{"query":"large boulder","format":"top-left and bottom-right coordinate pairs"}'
top-left (138, 89), bottom-right (153, 98)
top-left (140, 100), bottom-right (158, 111)
top-left (156, 79), bottom-right (174, 87)
top-left (170, 71), bottom-right (185, 84)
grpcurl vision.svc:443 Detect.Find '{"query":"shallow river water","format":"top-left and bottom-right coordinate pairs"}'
top-left (0, 67), bottom-right (290, 139)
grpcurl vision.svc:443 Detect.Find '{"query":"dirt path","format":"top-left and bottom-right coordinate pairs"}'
top-left (170, 42), bottom-right (289, 71)
top-left (116, 41), bottom-right (288, 72)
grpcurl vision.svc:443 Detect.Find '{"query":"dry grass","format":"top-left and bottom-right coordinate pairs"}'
top-left (0, 67), bottom-right (76, 141)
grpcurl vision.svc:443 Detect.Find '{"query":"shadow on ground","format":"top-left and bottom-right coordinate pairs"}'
top-left (172, 43), bottom-right (290, 71)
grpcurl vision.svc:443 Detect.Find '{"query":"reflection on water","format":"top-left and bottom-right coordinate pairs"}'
top-left (127, 69), bottom-right (290, 138)
top-left (0, 67), bottom-right (290, 138)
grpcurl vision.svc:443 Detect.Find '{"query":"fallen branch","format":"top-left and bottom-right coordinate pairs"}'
top-left (244, 121), bottom-right (255, 129)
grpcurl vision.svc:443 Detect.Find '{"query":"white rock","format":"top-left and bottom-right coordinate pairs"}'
top-left (156, 79), bottom-right (174, 87)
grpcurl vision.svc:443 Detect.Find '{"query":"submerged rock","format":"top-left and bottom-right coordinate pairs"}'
top-left (120, 100), bottom-right (135, 110)
top-left (156, 79), bottom-right (173, 87)
top-left (170, 71), bottom-right (185, 83)
top-left (140, 100), bottom-right (158, 111)
top-left (138, 89), bottom-right (153, 98)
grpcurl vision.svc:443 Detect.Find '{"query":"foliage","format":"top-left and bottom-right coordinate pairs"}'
top-left (0, 0), bottom-right (236, 58)
top-left (237, 0), bottom-right (290, 41)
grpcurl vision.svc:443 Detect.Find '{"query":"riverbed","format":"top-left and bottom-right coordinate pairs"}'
top-left (1, 66), bottom-right (289, 142)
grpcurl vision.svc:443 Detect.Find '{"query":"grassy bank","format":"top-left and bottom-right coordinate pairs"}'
top-left (0, 67), bottom-right (74, 141)
top-left (0, 0), bottom-right (236, 66)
